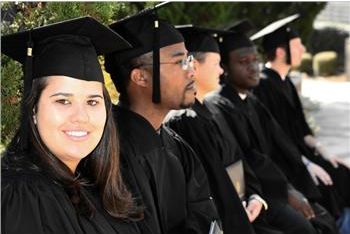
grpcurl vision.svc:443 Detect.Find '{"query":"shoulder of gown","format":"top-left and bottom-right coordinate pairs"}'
top-left (2, 168), bottom-right (84, 234)
top-left (2, 168), bottom-right (141, 234)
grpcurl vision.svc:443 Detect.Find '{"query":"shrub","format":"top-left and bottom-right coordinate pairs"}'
top-left (313, 51), bottom-right (337, 76)
top-left (1, 56), bottom-right (23, 145)
top-left (308, 28), bottom-right (349, 73)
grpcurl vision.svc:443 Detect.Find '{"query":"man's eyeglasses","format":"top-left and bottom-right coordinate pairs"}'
top-left (136, 55), bottom-right (194, 71)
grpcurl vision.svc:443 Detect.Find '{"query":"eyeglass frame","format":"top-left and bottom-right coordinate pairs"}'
top-left (134, 54), bottom-right (194, 71)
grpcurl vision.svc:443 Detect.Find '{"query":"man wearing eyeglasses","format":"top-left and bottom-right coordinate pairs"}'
top-left (104, 8), bottom-right (219, 234)
top-left (131, 51), bottom-right (196, 110)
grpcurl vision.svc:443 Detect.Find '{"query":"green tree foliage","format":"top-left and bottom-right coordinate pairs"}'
top-left (1, 2), bottom-right (326, 145)
top-left (158, 2), bottom-right (326, 46)
top-left (1, 55), bottom-right (23, 145)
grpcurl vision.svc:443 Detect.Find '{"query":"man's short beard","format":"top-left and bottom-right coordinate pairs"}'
top-left (179, 93), bottom-right (195, 109)
top-left (179, 102), bottom-right (193, 109)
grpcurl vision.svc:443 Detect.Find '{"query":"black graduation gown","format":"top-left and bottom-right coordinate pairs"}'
top-left (204, 85), bottom-right (339, 234)
top-left (205, 84), bottom-right (322, 200)
top-left (1, 163), bottom-right (141, 234)
top-left (114, 105), bottom-right (218, 234)
top-left (204, 86), bottom-right (289, 204)
top-left (202, 100), bottom-right (285, 234)
top-left (255, 68), bottom-right (350, 215)
top-left (164, 99), bottom-right (260, 234)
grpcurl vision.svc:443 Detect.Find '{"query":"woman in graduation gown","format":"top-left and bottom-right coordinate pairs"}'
top-left (1, 17), bottom-right (142, 234)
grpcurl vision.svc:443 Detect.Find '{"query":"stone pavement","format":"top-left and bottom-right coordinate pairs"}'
top-left (301, 76), bottom-right (350, 164)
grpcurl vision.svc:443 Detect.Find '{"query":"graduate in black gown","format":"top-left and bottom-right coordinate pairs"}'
top-left (104, 6), bottom-right (219, 234)
top-left (1, 17), bottom-right (142, 234)
top-left (252, 15), bottom-right (350, 218)
top-left (164, 25), bottom-right (289, 234)
top-left (204, 24), bottom-right (339, 234)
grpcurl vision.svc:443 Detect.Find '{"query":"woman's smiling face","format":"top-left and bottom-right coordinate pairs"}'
top-left (35, 76), bottom-right (107, 172)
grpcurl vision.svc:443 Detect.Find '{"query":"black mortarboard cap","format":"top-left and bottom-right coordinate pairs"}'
top-left (1, 16), bottom-right (132, 93)
top-left (250, 14), bottom-right (299, 53)
top-left (105, 2), bottom-right (184, 103)
top-left (225, 19), bottom-right (256, 36)
top-left (1, 16), bottom-right (131, 150)
top-left (176, 25), bottom-right (226, 53)
top-left (217, 20), bottom-right (255, 56)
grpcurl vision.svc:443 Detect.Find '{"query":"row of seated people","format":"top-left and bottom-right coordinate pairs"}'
top-left (2, 5), bottom-right (349, 234)
top-left (165, 15), bottom-right (350, 234)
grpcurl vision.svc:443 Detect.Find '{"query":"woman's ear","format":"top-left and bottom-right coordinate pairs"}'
top-left (33, 107), bottom-right (37, 125)
top-left (33, 115), bottom-right (37, 125)
top-left (130, 68), bottom-right (148, 87)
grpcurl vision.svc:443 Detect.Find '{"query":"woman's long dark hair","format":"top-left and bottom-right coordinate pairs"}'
top-left (3, 77), bottom-right (142, 220)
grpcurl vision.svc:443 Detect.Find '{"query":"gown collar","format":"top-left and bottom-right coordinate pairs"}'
top-left (192, 99), bottom-right (213, 121)
top-left (114, 104), bottom-right (163, 153)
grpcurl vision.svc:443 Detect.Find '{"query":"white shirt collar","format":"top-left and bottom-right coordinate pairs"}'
top-left (238, 92), bottom-right (247, 100)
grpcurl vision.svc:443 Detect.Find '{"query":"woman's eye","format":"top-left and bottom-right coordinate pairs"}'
top-left (56, 99), bottom-right (70, 105)
top-left (87, 100), bottom-right (99, 106)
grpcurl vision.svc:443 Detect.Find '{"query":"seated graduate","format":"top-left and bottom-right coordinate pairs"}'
top-left (1, 17), bottom-right (143, 234)
top-left (204, 22), bottom-right (339, 234)
top-left (251, 14), bottom-right (350, 218)
top-left (164, 24), bottom-right (286, 234)
top-left (104, 5), bottom-right (219, 234)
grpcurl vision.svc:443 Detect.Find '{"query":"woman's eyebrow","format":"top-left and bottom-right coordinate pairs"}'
top-left (88, 94), bottom-right (103, 99)
top-left (49, 93), bottom-right (103, 99)
top-left (50, 92), bottom-right (73, 98)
